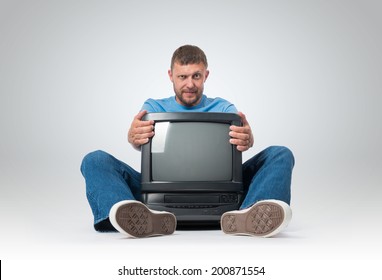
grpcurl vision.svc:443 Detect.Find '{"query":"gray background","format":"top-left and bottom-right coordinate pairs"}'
top-left (1, 0), bottom-right (381, 278)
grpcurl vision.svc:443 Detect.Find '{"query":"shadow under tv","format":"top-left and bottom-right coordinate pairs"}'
top-left (141, 112), bottom-right (244, 227)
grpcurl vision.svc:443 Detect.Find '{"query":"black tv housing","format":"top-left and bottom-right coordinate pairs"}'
top-left (141, 112), bottom-right (244, 226)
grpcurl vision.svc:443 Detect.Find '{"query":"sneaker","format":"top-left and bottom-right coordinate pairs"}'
top-left (221, 199), bottom-right (292, 238)
top-left (109, 200), bottom-right (177, 238)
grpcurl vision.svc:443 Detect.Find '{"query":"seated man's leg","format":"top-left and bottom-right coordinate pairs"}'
top-left (80, 150), bottom-right (142, 231)
top-left (80, 150), bottom-right (176, 237)
top-left (221, 146), bottom-right (295, 237)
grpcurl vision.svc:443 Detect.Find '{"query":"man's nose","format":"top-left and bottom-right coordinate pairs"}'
top-left (185, 77), bottom-right (195, 88)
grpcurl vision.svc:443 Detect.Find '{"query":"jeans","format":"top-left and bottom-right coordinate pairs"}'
top-left (80, 146), bottom-right (294, 227)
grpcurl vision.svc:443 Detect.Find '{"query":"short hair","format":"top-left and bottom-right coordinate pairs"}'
top-left (170, 45), bottom-right (208, 70)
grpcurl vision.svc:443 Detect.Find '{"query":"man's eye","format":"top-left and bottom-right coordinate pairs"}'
top-left (178, 75), bottom-right (186, 80)
top-left (193, 73), bottom-right (201, 79)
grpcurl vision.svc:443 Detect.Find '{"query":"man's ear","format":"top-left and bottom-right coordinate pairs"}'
top-left (204, 70), bottom-right (210, 81)
top-left (168, 69), bottom-right (173, 82)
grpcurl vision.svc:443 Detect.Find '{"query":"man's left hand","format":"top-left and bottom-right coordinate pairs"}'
top-left (229, 112), bottom-right (254, 152)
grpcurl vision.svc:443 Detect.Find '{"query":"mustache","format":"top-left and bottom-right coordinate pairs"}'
top-left (181, 89), bottom-right (198, 93)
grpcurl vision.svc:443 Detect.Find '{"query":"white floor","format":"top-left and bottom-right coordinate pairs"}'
top-left (1, 177), bottom-right (381, 279)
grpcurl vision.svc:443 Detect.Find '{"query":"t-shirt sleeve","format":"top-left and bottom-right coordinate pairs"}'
top-left (141, 99), bottom-right (157, 113)
top-left (225, 103), bottom-right (238, 113)
top-left (214, 98), bottom-right (238, 113)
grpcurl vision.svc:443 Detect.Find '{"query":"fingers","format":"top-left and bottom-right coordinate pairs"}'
top-left (229, 129), bottom-right (252, 152)
top-left (129, 126), bottom-right (154, 148)
top-left (229, 111), bottom-right (254, 152)
top-left (133, 110), bottom-right (154, 132)
top-left (229, 127), bottom-right (250, 141)
top-left (237, 111), bottom-right (248, 126)
top-left (135, 110), bottom-right (147, 120)
top-left (128, 110), bottom-right (155, 149)
top-left (131, 126), bottom-right (155, 144)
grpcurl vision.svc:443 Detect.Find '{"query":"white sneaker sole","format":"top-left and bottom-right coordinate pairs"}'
top-left (221, 199), bottom-right (292, 238)
top-left (109, 200), bottom-right (177, 238)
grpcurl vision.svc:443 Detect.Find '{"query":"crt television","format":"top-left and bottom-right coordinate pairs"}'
top-left (141, 112), bottom-right (244, 225)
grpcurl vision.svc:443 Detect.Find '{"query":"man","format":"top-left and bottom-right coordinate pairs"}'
top-left (81, 45), bottom-right (294, 238)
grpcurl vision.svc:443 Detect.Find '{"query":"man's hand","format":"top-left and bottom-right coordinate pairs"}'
top-left (229, 112), bottom-right (254, 152)
top-left (128, 110), bottom-right (155, 150)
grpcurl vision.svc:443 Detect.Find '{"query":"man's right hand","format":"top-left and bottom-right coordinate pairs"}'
top-left (128, 110), bottom-right (155, 150)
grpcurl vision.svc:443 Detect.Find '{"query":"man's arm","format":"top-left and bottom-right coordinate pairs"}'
top-left (229, 112), bottom-right (254, 152)
top-left (127, 110), bottom-right (155, 150)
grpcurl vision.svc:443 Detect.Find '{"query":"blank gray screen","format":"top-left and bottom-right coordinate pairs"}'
top-left (151, 122), bottom-right (232, 181)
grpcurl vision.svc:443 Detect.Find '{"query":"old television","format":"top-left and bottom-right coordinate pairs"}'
top-left (141, 112), bottom-right (244, 226)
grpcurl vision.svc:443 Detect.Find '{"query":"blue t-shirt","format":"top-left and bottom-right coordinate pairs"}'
top-left (141, 95), bottom-right (238, 113)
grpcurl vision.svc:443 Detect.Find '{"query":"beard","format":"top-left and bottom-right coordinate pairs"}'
top-left (174, 88), bottom-right (203, 107)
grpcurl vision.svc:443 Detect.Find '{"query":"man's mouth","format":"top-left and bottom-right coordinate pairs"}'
top-left (182, 91), bottom-right (197, 95)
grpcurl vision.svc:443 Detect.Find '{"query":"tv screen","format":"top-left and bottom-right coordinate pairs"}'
top-left (151, 121), bottom-right (232, 182)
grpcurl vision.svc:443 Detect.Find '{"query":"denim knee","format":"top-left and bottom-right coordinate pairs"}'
top-left (266, 146), bottom-right (295, 167)
top-left (80, 150), bottom-right (111, 174)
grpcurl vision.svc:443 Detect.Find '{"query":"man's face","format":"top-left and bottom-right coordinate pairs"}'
top-left (168, 62), bottom-right (209, 107)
